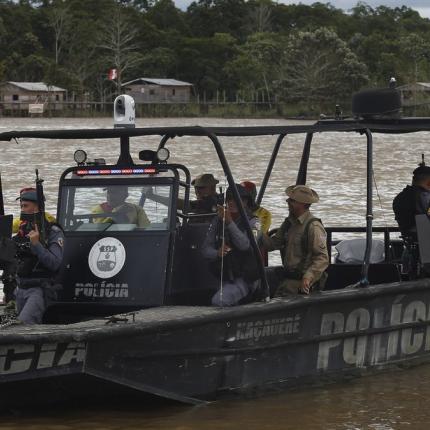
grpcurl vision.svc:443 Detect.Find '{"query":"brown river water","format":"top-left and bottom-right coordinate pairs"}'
top-left (0, 117), bottom-right (429, 429)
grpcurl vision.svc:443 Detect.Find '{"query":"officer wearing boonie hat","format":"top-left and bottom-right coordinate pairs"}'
top-left (393, 162), bottom-right (430, 238)
top-left (191, 173), bottom-right (219, 187)
top-left (145, 173), bottom-right (221, 217)
top-left (188, 173), bottom-right (221, 215)
top-left (285, 184), bottom-right (320, 204)
top-left (262, 184), bottom-right (328, 296)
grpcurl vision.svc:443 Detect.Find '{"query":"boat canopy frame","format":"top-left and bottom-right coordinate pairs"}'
top-left (2, 117), bottom-right (430, 293)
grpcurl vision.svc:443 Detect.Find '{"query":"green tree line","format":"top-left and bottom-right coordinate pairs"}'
top-left (1, 0), bottom-right (430, 112)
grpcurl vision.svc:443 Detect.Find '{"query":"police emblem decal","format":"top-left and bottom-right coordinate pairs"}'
top-left (88, 237), bottom-right (126, 279)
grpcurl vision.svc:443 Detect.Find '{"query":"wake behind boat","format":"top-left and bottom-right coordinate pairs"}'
top-left (0, 90), bottom-right (429, 409)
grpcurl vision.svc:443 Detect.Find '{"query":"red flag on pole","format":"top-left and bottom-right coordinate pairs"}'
top-left (108, 69), bottom-right (118, 80)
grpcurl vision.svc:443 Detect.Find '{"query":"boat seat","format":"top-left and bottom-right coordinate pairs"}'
top-left (335, 238), bottom-right (385, 264)
top-left (325, 263), bottom-right (401, 290)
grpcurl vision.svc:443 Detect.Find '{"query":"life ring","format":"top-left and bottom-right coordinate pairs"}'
top-left (352, 88), bottom-right (401, 119)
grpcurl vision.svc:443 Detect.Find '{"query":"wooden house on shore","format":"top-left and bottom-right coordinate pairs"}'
top-left (122, 78), bottom-right (193, 103)
top-left (0, 81), bottom-right (67, 114)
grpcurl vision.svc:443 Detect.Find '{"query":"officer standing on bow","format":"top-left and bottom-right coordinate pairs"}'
top-left (13, 186), bottom-right (64, 324)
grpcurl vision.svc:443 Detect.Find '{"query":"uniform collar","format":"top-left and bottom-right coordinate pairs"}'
top-left (289, 210), bottom-right (312, 225)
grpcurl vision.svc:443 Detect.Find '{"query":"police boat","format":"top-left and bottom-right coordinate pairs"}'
top-left (0, 90), bottom-right (429, 409)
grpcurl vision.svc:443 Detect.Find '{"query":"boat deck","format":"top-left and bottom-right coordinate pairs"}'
top-left (1, 278), bottom-right (429, 344)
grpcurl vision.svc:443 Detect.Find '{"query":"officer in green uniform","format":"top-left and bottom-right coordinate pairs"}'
top-left (262, 185), bottom-right (329, 295)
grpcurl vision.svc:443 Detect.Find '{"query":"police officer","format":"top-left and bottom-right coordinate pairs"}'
top-left (393, 164), bottom-right (430, 238)
top-left (240, 180), bottom-right (272, 234)
top-left (92, 186), bottom-right (150, 227)
top-left (14, 187), bottom-right (64, 324)
top-left (262, 185), bottom-right (329, 295)
top-left (189, 174), bottom-right (222, 214)
top-left (202, 184), bottom-right (260, 306)
top-left (144, 173), bottom-right (222, 215)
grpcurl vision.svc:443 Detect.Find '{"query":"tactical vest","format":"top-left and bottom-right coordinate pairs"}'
top-left (210, 217), bottom-right (260, 283)
top-left (14, 220), bottom-right (55, 280)
top-left (282, 216), bottom-right (322, 279)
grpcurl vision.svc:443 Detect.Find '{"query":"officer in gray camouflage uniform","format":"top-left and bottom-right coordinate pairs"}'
top-left (14, 188), bottom-right (64, 324)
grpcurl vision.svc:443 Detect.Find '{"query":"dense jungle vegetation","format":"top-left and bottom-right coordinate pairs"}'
top-left (1, 0), bottom-right (430, 112)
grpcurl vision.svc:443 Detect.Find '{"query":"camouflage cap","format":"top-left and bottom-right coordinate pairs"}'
top-left (285, 185), bottom-right (319, 204)
top-left (16, 187), bottom-right (38, 202)
top-left (191, 173), bottom-right (219, 187)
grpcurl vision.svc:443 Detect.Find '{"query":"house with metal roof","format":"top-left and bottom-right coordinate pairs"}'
top-left (0, 81), bottom-right (67, 113)
top-left (397, 82), bottom-right (430, 106)
top-left (122, 78), bottom-right (193, 103)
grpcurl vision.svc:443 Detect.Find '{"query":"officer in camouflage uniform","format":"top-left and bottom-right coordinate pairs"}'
top-left (262, 185), bottom-right (329, 295)
top-left (14, 188), bottom-right (64, 324)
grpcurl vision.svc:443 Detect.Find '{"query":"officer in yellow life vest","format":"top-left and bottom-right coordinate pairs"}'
top-left (12, 187), bottom-right (56, 233)
top-left (240, 180), bottom-right (272, 234)
top-left (262, 185), bottom-right (329, 295)
top-left (92, 186), bottom-right (150, 227)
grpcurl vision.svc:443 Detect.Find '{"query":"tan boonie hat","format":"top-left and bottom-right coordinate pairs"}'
top-left (191, 173), bottom-right (219, 187)
top-left (285, 185), bottom-right (319, 204)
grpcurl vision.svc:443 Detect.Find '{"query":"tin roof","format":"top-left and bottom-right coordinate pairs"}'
top-left (5, 82), bottom-right (66, 92)
top-left (397, 82), bottom-right (430, 90)
top-left (122, 78), bottom-right (193, 87)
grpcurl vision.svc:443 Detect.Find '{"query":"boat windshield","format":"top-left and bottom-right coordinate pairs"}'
top-left (59, 184), bottom-right (172, 232)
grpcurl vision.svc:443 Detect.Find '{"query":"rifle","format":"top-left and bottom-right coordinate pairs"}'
top-left (35, 169), bottom-right (46, 246)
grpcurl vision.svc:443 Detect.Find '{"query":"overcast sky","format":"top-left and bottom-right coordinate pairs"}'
top-left (173, 1), bottom-right (430, 18)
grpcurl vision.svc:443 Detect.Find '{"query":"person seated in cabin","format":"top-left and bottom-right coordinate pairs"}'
top-left (240, 180), bottom-right (272, 234)
top-left (202, 184), bottom-right (261, 306)
top-left (12, 187), bottom-right (56, 234)
top-left (92, 186), bottom-right (150, 227)
top-left (12, 187), bottom-right (64, 324)
top-left (393, 163), bottom-right (430, 239)
top-left (262, 185), bottom-right (329, 295)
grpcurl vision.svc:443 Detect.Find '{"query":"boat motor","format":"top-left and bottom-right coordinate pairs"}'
top-left (114, 95), bottom-right (135, 128)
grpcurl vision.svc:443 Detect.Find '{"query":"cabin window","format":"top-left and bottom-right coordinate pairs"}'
top-left (12, 94), bottom-right (18, 101)
top-left (59, 184), bottom-right (172, 232)
top-left (172, 89), bottom-right (176, 96)
top-left (55, 94), bottom-right (59, 101)
top-left (149, 89), bottom-right (155, 95)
